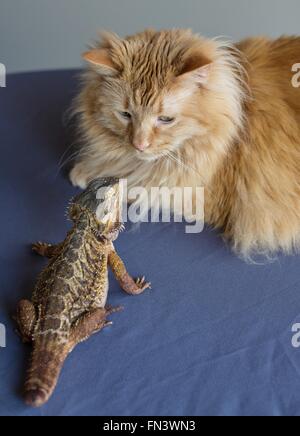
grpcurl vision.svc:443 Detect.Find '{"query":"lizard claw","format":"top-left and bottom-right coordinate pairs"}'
top-left (32, 242), bottom-right (51, 256)
top-left (104, 321), bottom-right (113, 328)
top-left (135, 277), bottom-right (151, 291)
top-left (105, 305), bottom-right (124, 315)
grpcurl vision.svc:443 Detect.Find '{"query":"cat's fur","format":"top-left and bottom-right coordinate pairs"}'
top-left (70, 29), bottom-right (300, 258)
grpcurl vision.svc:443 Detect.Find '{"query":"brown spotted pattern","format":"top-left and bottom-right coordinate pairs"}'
top-left (16, 183), bottom-right (150, 408)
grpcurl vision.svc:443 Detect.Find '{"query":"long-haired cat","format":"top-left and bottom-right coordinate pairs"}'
top-left (70, 29), bottom-right (300, 259)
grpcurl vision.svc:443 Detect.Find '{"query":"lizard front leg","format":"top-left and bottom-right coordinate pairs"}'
top-left (15, 300), bottom-right (37, 343)
top-left (32, 242), bottom-right (63, 258)
top-left (108, 250), bottom-right (151, 295)
top-left (70, 306), bottom-right (123, 346)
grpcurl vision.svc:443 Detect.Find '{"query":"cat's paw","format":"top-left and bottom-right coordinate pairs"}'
top-left (69, 163), bottom-right (89, 189)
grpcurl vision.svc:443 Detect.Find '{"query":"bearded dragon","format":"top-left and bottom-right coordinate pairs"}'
top-left (15, 177), bottom-right (150, 408)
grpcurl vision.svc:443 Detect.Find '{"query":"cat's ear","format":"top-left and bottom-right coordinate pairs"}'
top-left (181, 64), bottom-right (211, 86)
top-left (82, 49), bottom-right (118, 76)
top-left (176, 56), bottom-right (212, 87)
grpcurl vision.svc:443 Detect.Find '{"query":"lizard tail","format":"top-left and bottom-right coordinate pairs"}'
top-left (24, 337), bottom-right (71, 407)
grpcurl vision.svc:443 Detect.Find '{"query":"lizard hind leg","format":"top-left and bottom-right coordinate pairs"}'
top-left (70, 306), bottom-right (123, 346)
top-left (15, 300), bottom-right (37, 343)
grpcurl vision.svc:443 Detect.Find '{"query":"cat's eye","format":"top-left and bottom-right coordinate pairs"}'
top-left (119, 111), bottom-right (132, 120)
top-left (158, 116), bottom-right (175, 124)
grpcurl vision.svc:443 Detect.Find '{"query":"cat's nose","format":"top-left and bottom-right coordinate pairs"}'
top-left (133, 141), bottom-right (150, 152)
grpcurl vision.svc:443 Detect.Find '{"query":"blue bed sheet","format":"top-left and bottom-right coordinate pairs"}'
top-left (1, 71), bottom-right (300, 416)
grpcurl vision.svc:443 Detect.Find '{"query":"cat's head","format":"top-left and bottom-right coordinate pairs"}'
top-left (80, 29), bottom-right (243, 162)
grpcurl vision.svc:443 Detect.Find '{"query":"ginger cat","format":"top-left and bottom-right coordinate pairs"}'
top-left (70, 29), bottom-right (300, 259)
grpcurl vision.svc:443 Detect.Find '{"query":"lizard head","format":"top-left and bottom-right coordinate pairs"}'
top-left (70, 177), bottom-right (124, 240)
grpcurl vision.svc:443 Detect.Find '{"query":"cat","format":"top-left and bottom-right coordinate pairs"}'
top-left (70, 29), bottom-right (300, 259)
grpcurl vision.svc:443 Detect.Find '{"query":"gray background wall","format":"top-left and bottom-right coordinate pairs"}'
top-left (1, 0), bottom-right (299, 73)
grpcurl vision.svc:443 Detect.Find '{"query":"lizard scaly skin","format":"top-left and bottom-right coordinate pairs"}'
top-left (15, 178), bottom-right (150, 408)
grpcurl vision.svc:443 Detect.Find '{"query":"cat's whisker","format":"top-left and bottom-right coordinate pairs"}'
top-left (167, 151), bottom-right (196, 175)
top-left (56, 149), bottom-right (81, 174)
top-left (165, 150), bottom-right (220, 203)
top-left (57, 143), bottom-right (77, 168)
